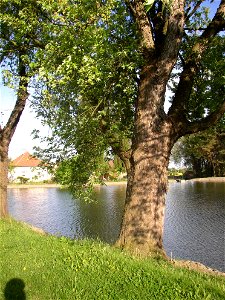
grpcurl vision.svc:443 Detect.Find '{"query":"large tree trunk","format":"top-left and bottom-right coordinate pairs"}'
top-left (117, 134), bottom-right (173, 256)
top-left (117, 66), bottom-right (178, 256)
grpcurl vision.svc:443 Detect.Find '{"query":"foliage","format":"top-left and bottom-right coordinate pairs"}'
top-left (54, 154), bottom-right (126, 199)
top-left (29, 0), bottom-right (139, 195)
top-left (0, 0), bottom-right (50, 85)
top-left (0, 0), bottom-right (57, 217)
top-left (187, 35), bottom-right (225, 120)
top-left (171, 120), bottom-right (225, 177)
top-left (1, 219), bottom-right (225, 300)
top-left (168, 168), bottom-right (184, 178)
top-left (54, 154), bottom-right (106, 200)
top-left (16, 176), bottom-right (29, 184)
top-left (28, 0), bottom-right (224, 195)
top-left (168, 27), bottom-right (225, 121)
top-left (169, 28), bottom-right (225, 177)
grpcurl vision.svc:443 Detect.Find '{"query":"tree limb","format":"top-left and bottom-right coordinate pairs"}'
top-left (0, 34), bottom-right (46, 52)
top-left (185, 0), bottom-right (205, 22)
top-left (157, 0), bottom-right (185, 58)
top-left (125, 0), bottom-right (155, 57)
top-left (1, 54), bottom-right (29, 146)
top-left (145, 0), bottom-right (185, 90)
top-left (168, 0), bottom-right (225, 120)
top-left (185, 100), bottom-right (225, 134)
top-left (201, 0), bottom-right (225, 38)
top-left (178, 52), bottom-right (186, 67)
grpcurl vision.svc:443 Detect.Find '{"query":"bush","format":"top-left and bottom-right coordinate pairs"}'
top-left (17, 176), bottom-right (29, 184)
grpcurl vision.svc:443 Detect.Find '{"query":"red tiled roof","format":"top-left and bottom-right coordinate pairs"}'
top-left (11, 152), bottom-right (42, 167)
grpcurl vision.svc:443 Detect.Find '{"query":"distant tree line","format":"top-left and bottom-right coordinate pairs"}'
top-left (171, 119), bottom-right (225, 178)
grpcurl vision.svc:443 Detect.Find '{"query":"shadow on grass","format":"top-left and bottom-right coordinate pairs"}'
top-left (4, 278), bottom-right (26, 300)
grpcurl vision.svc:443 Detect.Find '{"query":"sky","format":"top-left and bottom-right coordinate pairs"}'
top-left (0, 0), bottom-right (220, 160)
top-left (0, 84), bottom-right (49, 159)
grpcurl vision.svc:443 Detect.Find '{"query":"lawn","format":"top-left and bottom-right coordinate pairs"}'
top-left (1, 219), bottom-right (224, 300)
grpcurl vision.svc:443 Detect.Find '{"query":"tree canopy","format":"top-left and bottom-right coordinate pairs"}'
top-left (30, 0), bottom-right (225, 192)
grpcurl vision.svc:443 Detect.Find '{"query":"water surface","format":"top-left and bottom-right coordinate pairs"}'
top-left (164, 182), bottom-right (225, 272)
top-left (8, 181), bottom-right (225, 272)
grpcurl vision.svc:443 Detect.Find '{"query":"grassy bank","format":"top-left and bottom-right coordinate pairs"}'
top-left (1, 219), bottom-right (225, 300)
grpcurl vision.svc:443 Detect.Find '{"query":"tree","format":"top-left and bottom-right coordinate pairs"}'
top-left (171, 120), bottom-right (225, 177)
top-left (31, 0), bottom-right (225, 256)
top-left (117, 0), bottom-right (224, 255)
top-left (0, 0), bottom-right (48, 217)
top-left (0, 54), bottom-right (28, 217)
top-left (170, 32), bottom-right (225, 177)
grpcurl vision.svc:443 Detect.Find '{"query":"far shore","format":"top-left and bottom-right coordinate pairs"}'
top-left (7, 183), bottom-right (61, 189)
top-left (189, 177), bottom-right (225, 182)
top-left (7, 181), bottom-right (128, 189)
top-left (7, 177), bottom-right (225, 189)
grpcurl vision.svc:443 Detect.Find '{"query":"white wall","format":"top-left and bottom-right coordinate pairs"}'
top-left (9, 167), bottom-right (52, 183)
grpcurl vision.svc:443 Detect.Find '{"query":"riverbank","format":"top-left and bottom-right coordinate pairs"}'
top-left (1, 219), bottom-right (225, 300)
top-left (7, 177), bottom-right (225, 189)
top-left (190, 177), bottom-right (225, 182)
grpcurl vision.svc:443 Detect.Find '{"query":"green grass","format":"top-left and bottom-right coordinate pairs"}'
top-left (1, 219), bottom-right (225, 300)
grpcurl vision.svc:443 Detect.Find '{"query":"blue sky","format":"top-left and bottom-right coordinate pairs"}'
top-left (0, 0), bottom-right (221, 159)
top-left (0, 84), bottom-right (48, 159)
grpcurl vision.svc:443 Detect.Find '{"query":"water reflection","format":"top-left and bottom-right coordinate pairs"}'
top-left (164, 182), bottom-right (225, 272)
top-left (8, 185), bottom-right (125, 242)
top-left (9, 188), bottom-right (83, 238)
top-left (8, 182), bottom-right (225, 272)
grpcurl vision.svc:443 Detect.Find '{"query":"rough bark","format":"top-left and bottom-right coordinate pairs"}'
top-left (116, 64), bottom-right (179, 255)
top-left (111, 144), bottom-right (131, 178)
top-left (117, 129), bottom-right (175, 255)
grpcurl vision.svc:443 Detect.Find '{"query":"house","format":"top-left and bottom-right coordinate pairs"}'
top-left (10, 152), bottom-right (52, 183)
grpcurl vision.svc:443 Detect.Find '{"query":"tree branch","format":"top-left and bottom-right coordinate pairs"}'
top-left (185, 100), bottom-right (225, 134)
top-left (125, 0), bottom-right (155, 57)
top-left (111, 144), bottom-right (131, 175)
top-left (0, 34), bottom-right (46, 52)
top-left (201, 0), bottom-right (225, 38)
top-left (153, 0), bottom-right (185, 75)
top-left (178, 52), bottom-right (185, 67)
top-left (185, 0), bottom-right (205, 22)
top-left (1, 54), bottom-right (29, 146)
top-left (168, 0), bottom-right (225, 120)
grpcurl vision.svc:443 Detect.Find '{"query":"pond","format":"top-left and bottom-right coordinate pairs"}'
top-left (8, 181), bottom-right (225, 272)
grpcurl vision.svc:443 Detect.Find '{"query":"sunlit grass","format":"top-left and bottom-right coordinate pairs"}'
top-left (1, 219), bottom-right (224, 300)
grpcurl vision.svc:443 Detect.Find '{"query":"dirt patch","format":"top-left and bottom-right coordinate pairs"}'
top-left (172, 259), bottom-right (225, 277)
top-left (28, 225), bottom-right (47, 235)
